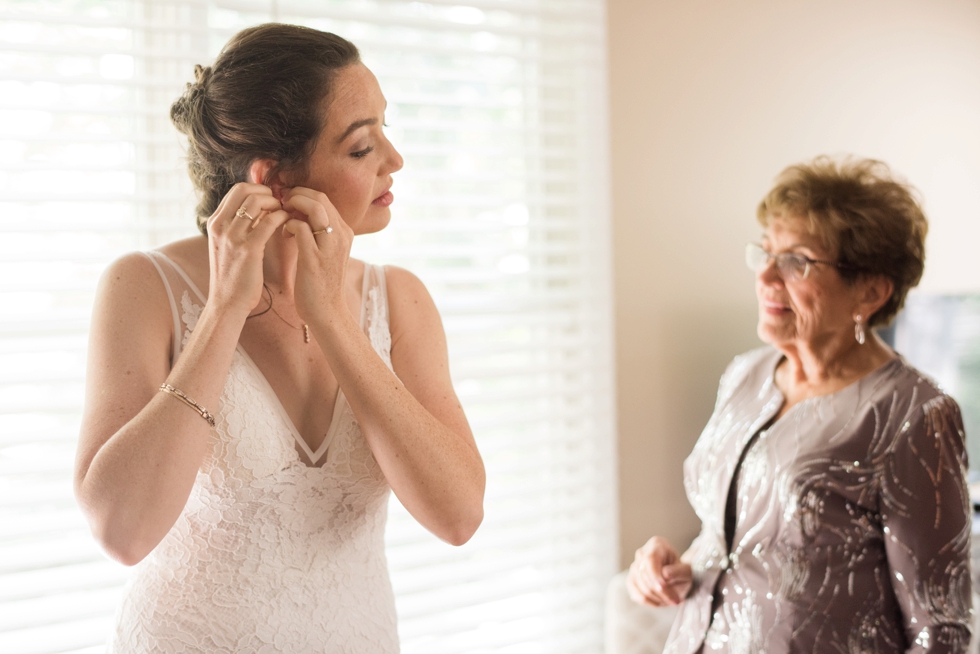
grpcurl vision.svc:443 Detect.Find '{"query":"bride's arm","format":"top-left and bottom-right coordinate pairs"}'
top-left (285, 192), bottom-right (485, 546)
top-left (74, 252), bottom-right (243, 565)
top-left (74, 184), bottom-right (289, 565)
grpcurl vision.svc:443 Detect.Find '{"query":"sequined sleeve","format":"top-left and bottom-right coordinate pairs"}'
top-left (881, 394), bottom-right (972, 653)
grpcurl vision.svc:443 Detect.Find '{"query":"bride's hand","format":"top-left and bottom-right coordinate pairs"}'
top-left (205, 183), bottom-right (291, 318)
top-left (280, 187), bottom-right (353, 322)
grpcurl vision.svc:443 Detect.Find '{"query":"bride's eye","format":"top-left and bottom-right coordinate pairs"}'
top-left (351, 146), bottom-right (374, 159)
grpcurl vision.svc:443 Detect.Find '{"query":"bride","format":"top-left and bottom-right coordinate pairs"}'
top-left (73, 23), bottom-right (485, 652)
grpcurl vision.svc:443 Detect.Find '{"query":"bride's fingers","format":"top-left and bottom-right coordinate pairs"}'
top-left (247, 208), bottom-right (291, 245)
top-left (207, 183), bottom-right (274, 234)
top-left (210, 190), bottom-right (232, 226)
top-left (283, 186), bottom-right (337, 211)
top-left (281, 193), bottom-right (332, 231)
top-left (225, 195), bottom-right (281, 235)
top-left (281, 218), bottom-right (318, 251)
top-left (281, 188), bottom-right (352, 236)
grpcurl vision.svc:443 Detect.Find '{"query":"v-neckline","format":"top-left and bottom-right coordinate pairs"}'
top-left (156, 251), bottom-right (363, 467)
top-left (235, 346), bottom-right (345, 465)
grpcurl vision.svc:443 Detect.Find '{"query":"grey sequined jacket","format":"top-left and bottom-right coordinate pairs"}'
top-left (664, 347), bottom-right (972, 654)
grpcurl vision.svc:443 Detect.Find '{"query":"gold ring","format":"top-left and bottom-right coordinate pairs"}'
top-left (235, 205), bottom-right (254, 221)
top-left (312, 226), bottom-right (332, 236)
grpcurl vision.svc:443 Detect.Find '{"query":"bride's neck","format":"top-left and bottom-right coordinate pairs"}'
top-left (262, 233), bottom-right (298, 297)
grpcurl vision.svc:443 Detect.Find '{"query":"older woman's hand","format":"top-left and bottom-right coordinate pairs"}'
top-left (626, 536), bottom-right (692, 607)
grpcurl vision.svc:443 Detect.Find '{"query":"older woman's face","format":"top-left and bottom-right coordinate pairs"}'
top-left (755, 217), bottom-right (865, 350)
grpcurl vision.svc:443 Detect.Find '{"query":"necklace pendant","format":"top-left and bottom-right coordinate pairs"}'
top-left (303, 324), bottom-right (310, 343)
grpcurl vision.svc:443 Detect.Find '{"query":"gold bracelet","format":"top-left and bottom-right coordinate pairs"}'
top-left (159, 383), bottom-right (216, 427)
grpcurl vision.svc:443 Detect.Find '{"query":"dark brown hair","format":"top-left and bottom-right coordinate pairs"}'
top-left (757, 156), bottom-right (928, 327)
top-left (170, 24), bottom-right (360, 233)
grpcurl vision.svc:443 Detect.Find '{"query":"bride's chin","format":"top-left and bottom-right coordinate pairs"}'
top-left (352, 210), bottom-right (391, 236)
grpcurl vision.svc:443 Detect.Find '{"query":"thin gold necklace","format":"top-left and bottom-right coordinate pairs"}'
top-left (251, 283), bottom-right (310, 343)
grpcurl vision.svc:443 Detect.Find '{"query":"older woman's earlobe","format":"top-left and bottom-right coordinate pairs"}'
top-left (859, 276), bottom-right (895, 322)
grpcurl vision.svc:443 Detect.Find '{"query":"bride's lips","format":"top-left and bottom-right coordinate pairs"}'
top-left (372, 189), bottom-right (393, 207)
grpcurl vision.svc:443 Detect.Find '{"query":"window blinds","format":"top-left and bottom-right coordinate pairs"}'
top-left (0, 2), bottom-right (617, 652)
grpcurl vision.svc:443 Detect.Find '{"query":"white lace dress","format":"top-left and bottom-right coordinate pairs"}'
top-left (108, 251), bottom-right (399, 653)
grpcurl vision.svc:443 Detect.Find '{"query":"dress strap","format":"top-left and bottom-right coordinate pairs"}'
top-left (140, 251), bottom-right (181, 365)
top-left (151, 252), bottom-right (208, 305)
top-left (360, 263), bottom-right (392, 369)
top-left (141, 251), bottom-right (207, 362)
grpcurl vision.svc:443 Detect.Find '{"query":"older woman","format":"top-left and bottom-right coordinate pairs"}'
top-left (627, 157), bottom-right (972, 653)
top-left (73, 24), bottom-right (484, 652)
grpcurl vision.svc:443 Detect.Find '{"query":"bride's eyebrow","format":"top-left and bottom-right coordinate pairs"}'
top-left (335, 118), bottom-right (377, 144)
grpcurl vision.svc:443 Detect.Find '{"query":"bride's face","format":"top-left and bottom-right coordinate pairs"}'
top-left (295, 63), bottom-right (404, 235)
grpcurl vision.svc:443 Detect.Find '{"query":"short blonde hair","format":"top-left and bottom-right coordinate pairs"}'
top-left (757, 156), bottom-right (928, 327)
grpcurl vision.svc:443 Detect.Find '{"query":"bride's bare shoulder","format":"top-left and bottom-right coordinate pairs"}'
top-left (95, 236), bottom-right (206, 300)
top-left (382, 265), bottom-right (442, 337)
top-left (157, 236), bottom-right (208, 269)
top-left (155, 235), bottom-right (210, 286)
top-left (383, 265), bottom-right (430, 300)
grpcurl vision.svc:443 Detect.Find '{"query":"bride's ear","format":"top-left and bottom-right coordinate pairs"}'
top-left (247, 159), bottom-right (287, 200)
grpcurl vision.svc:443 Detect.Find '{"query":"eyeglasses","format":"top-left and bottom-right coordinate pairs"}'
top-left (744, 243), bottom-right (853, 281)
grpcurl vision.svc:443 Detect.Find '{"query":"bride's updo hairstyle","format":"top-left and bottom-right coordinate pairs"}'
top-left (170, 23), bottom-right (360, 233)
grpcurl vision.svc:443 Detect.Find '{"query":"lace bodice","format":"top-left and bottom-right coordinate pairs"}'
top-left (108, 251), bottom-right (399, 653)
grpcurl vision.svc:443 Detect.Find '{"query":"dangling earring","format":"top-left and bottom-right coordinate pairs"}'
top-left (854, 314), bottom-right (866, 345)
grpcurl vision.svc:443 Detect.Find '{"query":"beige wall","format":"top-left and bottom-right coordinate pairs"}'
top-left (607, 0), bottom-right (980, 568)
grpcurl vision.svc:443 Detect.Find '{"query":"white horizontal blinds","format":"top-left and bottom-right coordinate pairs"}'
top-left (0, 1), bottom-right (617, 653)
top-left (0, 2), bottom-right (202, 653)
top-left (269, 2), bottom-right (617, 652)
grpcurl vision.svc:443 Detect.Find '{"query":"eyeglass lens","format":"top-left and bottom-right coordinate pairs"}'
top-left (744, 243), bottom-right (809, 280)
